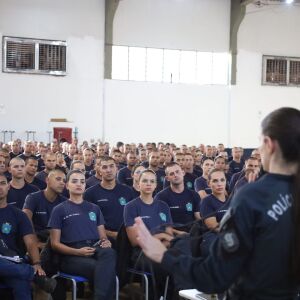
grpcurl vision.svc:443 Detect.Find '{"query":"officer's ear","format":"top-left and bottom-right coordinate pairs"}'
top-left (263, 136), bottom-right (276, 155)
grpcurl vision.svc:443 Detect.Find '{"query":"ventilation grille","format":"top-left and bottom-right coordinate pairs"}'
top-left (3, 36), bottom-right (67, 76)
top-left (262, 55), bottom-right (300, 86)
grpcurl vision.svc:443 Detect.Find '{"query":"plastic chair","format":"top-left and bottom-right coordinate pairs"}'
top-left (52, 272), bottom-right (119, 300)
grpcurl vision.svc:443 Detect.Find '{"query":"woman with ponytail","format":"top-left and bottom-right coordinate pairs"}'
top-left (134, 107), bottom-right (300, 300)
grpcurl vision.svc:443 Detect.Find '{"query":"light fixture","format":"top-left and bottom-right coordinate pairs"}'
top-left (286, 0), bottom-right (294, 4)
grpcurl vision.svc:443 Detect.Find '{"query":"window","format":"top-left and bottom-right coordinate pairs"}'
top-left (262, 55), bottom-right (300, 86)
top-left (111, 45), bottom-right (229, 85)
top-left (2, 36), bottom-right (67, 76)
top-left (112, 46), bottom-right (128, 80)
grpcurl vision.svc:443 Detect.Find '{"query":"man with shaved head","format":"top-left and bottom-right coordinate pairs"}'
top-left (23, 169), bottom-right (67, 246)
top-left (7, 157), bottom-right (39, 209)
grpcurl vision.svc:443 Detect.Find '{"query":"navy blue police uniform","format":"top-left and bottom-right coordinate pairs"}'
top-left (0, 205), bottom-right (36, 300)
top-left (160, 173), bottom-right (297, 299)
top-left (84, 183), bottom-right (134, 233)
top-left (194, 176), bottom-right (212, 199)
top-left (48, 200), bottom-right (116, 300)
top-left (7, 183), bottom-right (39, 209)
top-left (117, 166), bottom-right (133, 187)
top-left (154, 187), bottom-right (200, 231)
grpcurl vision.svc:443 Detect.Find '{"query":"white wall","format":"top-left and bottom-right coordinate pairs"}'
top-left (113, 0), bottom-right (230, 51)
top-left (2, 1), bottom-right (300, 147)
top-left (230, 4), bottom-right (300, 147)
top-left (104, 80), bottom-right (230, 146)
top-left (0, 0), bottom-right (105, 143)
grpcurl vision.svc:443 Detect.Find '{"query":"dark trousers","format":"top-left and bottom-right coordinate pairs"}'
top-left (0, 257), bottom-right (34, 300)
top-left (60, 247), bottom-right (116, 300)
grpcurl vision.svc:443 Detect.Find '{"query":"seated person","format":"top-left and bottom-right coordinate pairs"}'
top-left (194, 158), bottom-right (214, 200)
top-left (0, 174), bottom-right (56, 300)
top-left (155, 162), bottom-right (200, 234)
top-left (200, 169), bottom-right (228, 256)
top-left (131, 164), bottom-right (146, 198)
top-left (84, 157), bottom-right (134, 242)
top-left (48, 170), bottom-right (116, 300)
top-left (23, 169), bottom-right (67, 248)
top-left (124, 169), bottom-right (174, 299)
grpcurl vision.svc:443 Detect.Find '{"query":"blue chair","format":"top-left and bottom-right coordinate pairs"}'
top-left (52, 272), bottom-right (119, 300)
top-left (127, 268), bottom-right (169, 300)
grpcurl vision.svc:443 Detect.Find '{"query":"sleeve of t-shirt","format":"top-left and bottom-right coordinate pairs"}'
top-left (83, 187), bottom-right (95, 203)
top-left (194, 177), bottom-right (206, 193)
top-left (17, 209), bottom-right (34, 236)
top-left (47, 205), bottom-right (63, 229)
top-left (95, 205), bottom-right (105, 226)
top-left (23, 193), bottom-right (37, 211)
top-left (192, 192), bottom-right (201, 213)
top-left (200, 196), bottom-right (214, 219)
top-left (123, 202), bottom-right (137, 227)
top-left (163, 177), bottom-right (170, 189)
top-left (117, 168), bottom-right (126, 185)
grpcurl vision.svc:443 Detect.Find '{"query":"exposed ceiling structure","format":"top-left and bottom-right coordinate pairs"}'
top-left (242, 0), bottom-right (300, 5)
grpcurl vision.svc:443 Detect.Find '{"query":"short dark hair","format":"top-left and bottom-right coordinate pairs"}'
top-left (66, 169), bottom-right (85, 182)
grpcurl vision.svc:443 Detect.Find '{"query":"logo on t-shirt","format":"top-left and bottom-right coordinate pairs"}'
top-left (118, 197), bottom-right (127, 206)
top-left (186, 181), bottom-right (193, 189)
top-left (186, 202), bottom-right (193, 212)
top-left (159, 212), bottom-right (167, 222)
top-left (1, 223), bottom-right (12, 234)
top-left (88, 212), bottom-right (97, 222)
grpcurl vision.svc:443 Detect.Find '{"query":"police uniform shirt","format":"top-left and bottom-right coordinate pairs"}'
top-left (84, 183), bottom-right (134, 231)
top-left (155, 168), bottom-right (166, 192)
top-left (23, 191), bottom-right (67, 232)
top-left (229, 170), bottom-right (245, 194)
top-left (193, 165), bottom-right (203, 178)
top-left (154, 187), bottom-right (200, 226)
top-left (161, 173), bottom-right (296, 299)
top-left (7, 183), bottom-right (39, 209)
top-left (131, 186), bottom-right (140, 199)
top-left (184, 173), bottom-right (198, 190)
top-left (200, 194), bottom-right (228, 222)
top-left (0, 205), bottom-right (33, 254)
top-left (194, 176), bottom-right (212, 196)
top-left (26, 177), bottom-right (47, 190)
top-left (117, 166), bottom-right (133, 187)
top-left (228, 160), bottom-right (244, 176)
top-left (124, 197), bottom-right (173, 235)
top-left (86, 175), bottom-right (101, 189)
top-left (84, 164), bottom-right (94, 179)
top-left (3, 171), bottom-right (11, 182)
top-left (64, 156), bottom-right (72, 169)
top-left (37, 158), bottom-right (45, 172)
top-left (35, 170), bottom-right (48, 183)
top-left (48, 200), bottom-right (104, 244)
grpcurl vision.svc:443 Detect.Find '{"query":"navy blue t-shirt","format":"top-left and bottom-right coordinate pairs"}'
top-left (124, 197), bottom-right (173, 234)
top-left (84, 183), bottom-right (134, 231)
top-left (26, 177), bottom-right (47, 190)
top-left (154, 187), bottom-right (200, 226)
top-left (35, 170), bottom-right (48, 183)
top-left (184, 172), bottom-right (198, 190)
top-left (228, 160), bottom-right (244, 176)
top-left (117, 166), bottom-right (133, 187)
top-left (7, 183), bottom-right (39, 209)
top-left (154, 168), bottom-right (166, 192)
top-left (86, 175), bottom-right (101, 189)
top-left (23, 191), bottom-right (67, 232)
top-left (0, 205), bottom-right (33, 254)
top-left (194, 176), bottom-right (212, 197)
top-left (200, 194), bottom-right (228, 222)
top-left (48, 200), bottom-right (104, 244)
